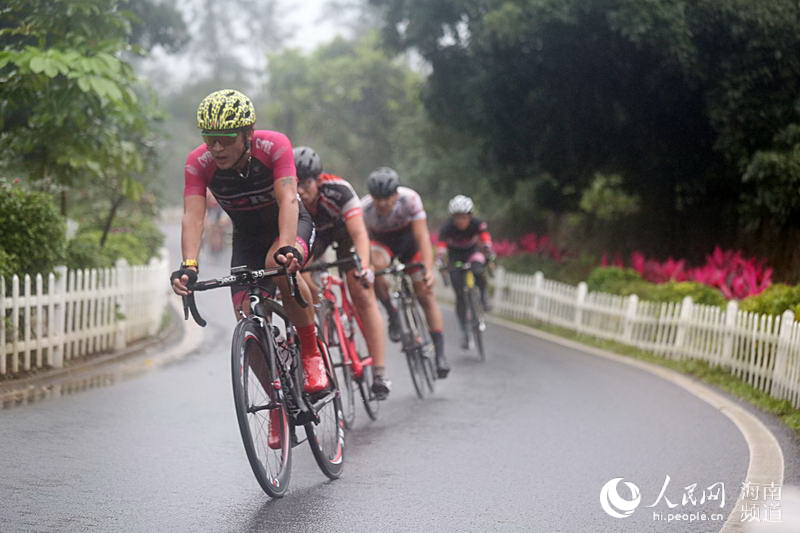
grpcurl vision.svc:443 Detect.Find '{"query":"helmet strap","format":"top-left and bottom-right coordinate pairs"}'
top-left (233, 131), bottom-right (252, 179)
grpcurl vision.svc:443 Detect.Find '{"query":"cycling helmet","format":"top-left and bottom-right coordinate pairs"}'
top-left (293, 146), bottom-right (322, 180)
top-left (448, 195), bottom-right (474, 214)
top-left (367, 167), bottom-right (400, 197)
top-left (196, 89), bottom-right (256, 132)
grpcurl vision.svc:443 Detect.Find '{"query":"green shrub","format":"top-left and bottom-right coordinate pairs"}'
top-left (586, 267), bottom-right (726, 306)
top-left (740, 284), bottom-right (800, 317)
top-left (0, 179), bottom-right (65, 275)
top-left (642, 281), bottom-right (727, 307)
top-left (0, 247), bottom-right (20, 279)
top-left (66, 234), bottom-right (110, 270)
top-left (67, 229), bottom-right (155, 270)
top-left (501, 253), bottom-right (598, 285)
top-left (111, 216), bottom-right (164, 258)
top-left (586, 266), bottom-right (643, 293)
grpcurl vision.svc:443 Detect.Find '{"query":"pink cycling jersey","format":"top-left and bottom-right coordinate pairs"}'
top-left (183, 130), bottom-right (296, 233)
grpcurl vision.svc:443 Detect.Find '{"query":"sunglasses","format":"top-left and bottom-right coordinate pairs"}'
top-left (202, 131), bottom-right (239, 148)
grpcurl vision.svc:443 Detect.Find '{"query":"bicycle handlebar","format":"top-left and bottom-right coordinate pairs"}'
top-left (376, 262), bottom-right (426, 277)
top-left (181, 266), bottom-right (307, 327)
top-left (301, 253), bottom-right (362, 274)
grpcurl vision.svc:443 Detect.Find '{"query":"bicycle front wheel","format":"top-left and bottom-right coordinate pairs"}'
top-left (469, 288), bottom-right (487, 361)
top-left (305, 340), bottom-right (346, 479)
top-left (410, 299), bottom-right (436, 394)
top-left (231, 318), bottom-right (291, 498)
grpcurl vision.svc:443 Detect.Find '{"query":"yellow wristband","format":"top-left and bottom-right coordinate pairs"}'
top-left (182, 259), bottom-right (199, 268)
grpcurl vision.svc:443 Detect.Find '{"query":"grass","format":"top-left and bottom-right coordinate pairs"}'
top-left (506, 316), bottom-right (800, 437)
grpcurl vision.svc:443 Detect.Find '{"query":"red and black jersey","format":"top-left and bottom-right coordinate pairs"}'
top-left (437, 217), bottom-right (493, 262)
top-left (308, 173), bottom-right (362, 234)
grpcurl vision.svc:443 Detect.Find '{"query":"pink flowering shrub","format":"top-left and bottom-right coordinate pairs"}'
top-left (628, 246), bottom-right (772, 299)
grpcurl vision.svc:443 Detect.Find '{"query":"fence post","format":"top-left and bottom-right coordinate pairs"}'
top-left (719, 300), bottom-right (738, 369)
top-left (50, 266), bottom-right (67, 368)
top-left (770, 310), bottom-right (795, 398)
top-left (575, 282), bottom-right (587, 333)
top-left (673, 296), bottom-right (694, 360)
top-left (532, 271), bottom-right (544, 320)
top-left (114, 258), bottom-right (129, 351)
top-left (492, 266), bottom-right (506, 314)
top-left (622, 294), bottom-right (639, 344)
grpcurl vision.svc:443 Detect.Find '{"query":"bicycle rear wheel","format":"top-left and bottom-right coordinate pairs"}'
top-left (349, 316), bottom-right (379, 420)
top-left (323, 311), bottom-right (356, 429)
top-left (231, 318), bottom-right (291, 498)
top-left (469, 288), bottom-right (487, 361)
top-left (400, 302), bottom-right (429, 399)
top-left (305, 340), bottom-right (346, 479)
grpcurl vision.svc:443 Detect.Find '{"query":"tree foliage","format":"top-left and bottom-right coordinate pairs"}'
top-left (370, 0), bottom-right (800, 263)
top-left (263, 33), bottom-right (425, 185)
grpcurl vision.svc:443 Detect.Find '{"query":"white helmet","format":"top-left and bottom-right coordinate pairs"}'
top-left (448, 194), bottom-right (474, 214)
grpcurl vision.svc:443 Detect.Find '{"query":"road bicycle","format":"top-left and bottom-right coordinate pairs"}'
top-left (441, 260), bottom-right (487, 361)
top-left (303, 254), bottom-right (380, 427)
top-left (181, 265), bottom-right (345, 498)
top-left (375, 263), bottom-right (436, 399)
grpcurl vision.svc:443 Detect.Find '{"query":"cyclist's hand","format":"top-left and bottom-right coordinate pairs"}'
top-left (170, 267), bottom-right (198, 296)
top-left (355, 267), bottom-right (375, 288)
top-left (423, 269), bottom-right (435, 288)
top-left (274, 245), bottom-right (302, 274)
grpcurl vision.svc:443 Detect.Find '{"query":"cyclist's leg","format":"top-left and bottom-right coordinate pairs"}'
top-left (371, 240), bottom-right (402, 342)
top-left (342, 244), bottom-right (389, 396)
top-left (407, 252), bottom-right (449, 378)
top-left (469, 251), bottom-right (490, 310)
top-left (449, 267), bottom-right (469, 347)
top-left (266, 210), bottom-right (328, 394)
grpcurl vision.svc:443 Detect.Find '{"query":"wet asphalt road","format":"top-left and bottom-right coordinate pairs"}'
top-left (0, 231), bottom-right (759, 532)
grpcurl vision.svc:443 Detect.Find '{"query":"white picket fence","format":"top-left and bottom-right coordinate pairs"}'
top-left (444, 267), bottom-right (800, 409)
top-left (0, 249), bottom-right (170, 376)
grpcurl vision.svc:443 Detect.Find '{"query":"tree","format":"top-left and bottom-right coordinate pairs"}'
top-left (0, 0), bottom-right (184, 221)
top-left (263, 33), bottom-right (425, 185)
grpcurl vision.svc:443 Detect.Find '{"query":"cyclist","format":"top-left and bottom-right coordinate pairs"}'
top-left (170, 89), bottom-right (328, 395)
top-left (362, 167), bottom-right (450, 378)
top-left (436, 195), bottom-right (495, 349)
top-left (295, 147), bottom-right (392, 399)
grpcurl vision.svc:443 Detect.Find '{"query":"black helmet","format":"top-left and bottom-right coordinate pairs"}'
top-left (367, 167), bottom-right (400, 197)
top-left (293, 146), bottom-right (322, 180)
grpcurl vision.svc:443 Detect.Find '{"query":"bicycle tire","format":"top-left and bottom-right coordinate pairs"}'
top-left (323, 312), bottom-right (357, 429)
top-left (348, 316), bottom-right (379, 420)
top-left (231, 318), bottom-right (291, 498)
top-left (400, 299), bottom-right (429, 399)
top-left (469, 288), bottom-right (487, 361)
top-left (305, 340), bottom-right (346, 480)
top-left (410, 298), bottom-right (436, 393)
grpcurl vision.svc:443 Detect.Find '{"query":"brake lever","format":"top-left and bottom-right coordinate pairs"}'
top-left (183, 292), bottom-right (207, 327)
top-left (288, 272), bottom-right (308, 308)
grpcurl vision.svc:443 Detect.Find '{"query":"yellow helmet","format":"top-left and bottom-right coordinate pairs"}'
top-left (196, 89), bottom-right (256, 132)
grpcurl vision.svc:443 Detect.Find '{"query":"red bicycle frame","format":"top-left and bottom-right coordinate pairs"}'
top-left (317, 270), bottom-right (372, 380)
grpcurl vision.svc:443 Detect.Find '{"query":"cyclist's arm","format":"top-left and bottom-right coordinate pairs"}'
top-left (411, 218), bottom-right (435, 274)
top-left (181, 195), bottom-right (206, 268)
top-left (344, 214), bottom-right (371, 270)
top-left (275, 176), bottom-right (300, 250)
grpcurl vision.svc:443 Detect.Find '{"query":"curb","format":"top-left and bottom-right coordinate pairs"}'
top-left (0, 298), bottom-right (204, 405)
top-left (484, 313), bottom-right (785, 532)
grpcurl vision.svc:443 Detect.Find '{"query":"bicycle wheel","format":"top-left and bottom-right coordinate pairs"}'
top-left (305, 340), bottom-right (346, 479)
top-left (349, 315), bottom-right (379, 420)
top-left (400, 300), bottom-right (429, 399)
top-left (357, 363), bottom-right (380, 420)
top-left (323, 311), bottom-right (356, 429)
top-left (469, 288), bottom-right (487, 361)
top-left (231, 318), bottom-right (291, 498)
top-left (410, 299), bottom-right (436, 394)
